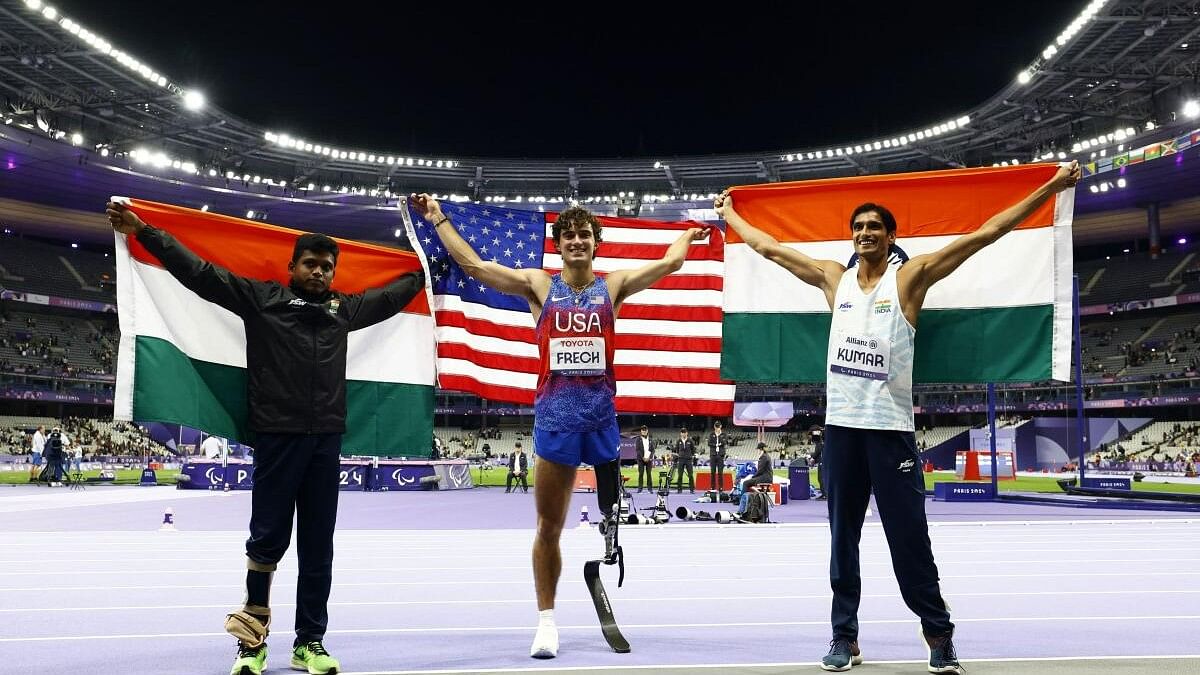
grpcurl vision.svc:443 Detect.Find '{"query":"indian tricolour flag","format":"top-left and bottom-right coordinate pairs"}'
top-left (112, 198), bottom-right (436, 455)
top-left (721, 164), bottom-right (1074, 384)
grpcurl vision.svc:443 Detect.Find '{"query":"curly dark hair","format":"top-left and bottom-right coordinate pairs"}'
top-left (551, 207), bottom-right (603, 249)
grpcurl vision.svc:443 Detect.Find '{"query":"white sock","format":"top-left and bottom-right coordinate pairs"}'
top-left (530, 610), bottom-right (559, 658)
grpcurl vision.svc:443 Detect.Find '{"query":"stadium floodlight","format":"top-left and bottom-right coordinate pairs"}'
top-left (1017, 70), bottom-right (1032, 84)
top-left (70, 132), bottom-right (82, 145)
top-left (1183, 100), bottom-right (1200, 119)
top-left (41, 5), bottom-right (56, 20)
top-left (25, 0), bottom-right (42, 10)
top-left (183, 90), bottom-right (205, 111)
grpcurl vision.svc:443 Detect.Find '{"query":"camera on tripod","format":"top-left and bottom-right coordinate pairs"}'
top-left (656, 471), bottom-right (672, 497)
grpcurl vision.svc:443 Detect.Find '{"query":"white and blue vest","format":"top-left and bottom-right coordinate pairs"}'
top-left (824, 263), bottom-right (915, 432)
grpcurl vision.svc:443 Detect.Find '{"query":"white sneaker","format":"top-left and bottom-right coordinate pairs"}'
top-left (529, 623), bottom-right (559, 658)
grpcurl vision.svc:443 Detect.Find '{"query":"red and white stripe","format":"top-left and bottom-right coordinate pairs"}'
top-left (431, 214), bottom-right (734, 416)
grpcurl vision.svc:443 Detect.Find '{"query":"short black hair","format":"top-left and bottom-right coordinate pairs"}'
top-left (757, 442), bottom-right (767, 450)
top-left (639, 425), bottom-right (648, 430)
top-left (292, 232), bottom-right (339, 264)
top-left (679, 427), bottom-right (689, 433)
top-left (714, 421), bottom-right (723, 427)
top-left (515, 441), bottom-right (522, 448)
top-left (850, 203), bottom-right (897, 235)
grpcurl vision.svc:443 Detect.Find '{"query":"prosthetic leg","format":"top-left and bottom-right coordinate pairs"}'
top-left (586, 459), bottom-right (631, 653)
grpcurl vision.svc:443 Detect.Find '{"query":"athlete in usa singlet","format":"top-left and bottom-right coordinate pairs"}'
top-left (534, 274), bottom-right (617, 433)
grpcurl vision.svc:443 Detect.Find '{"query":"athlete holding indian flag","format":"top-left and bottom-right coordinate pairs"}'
top-left (107, 201), bottom-right (424, 675)
top-left (715, 161), bottom-right (1079, 673)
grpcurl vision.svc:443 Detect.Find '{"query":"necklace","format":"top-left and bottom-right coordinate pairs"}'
top-left (563, 276), bottom-right (595, 294)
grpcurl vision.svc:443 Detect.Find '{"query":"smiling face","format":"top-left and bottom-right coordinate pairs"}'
top-left (555, 223), bottom-right (598, 266)
top-left (551, 206), bottom-right (603, 268)
top-left (850, 209), bottom-right (896, 263)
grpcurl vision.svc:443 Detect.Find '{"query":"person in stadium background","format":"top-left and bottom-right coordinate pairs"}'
top-left (107, 201), bottom-right (424, 675)
top-left (28, 424), bottom-right (45, 481)
top-left (666, 427), bottom-right (696, 493)
top-left (507, 441), bottom-right (530, 493)
top-left (411, 192), bottom-right (707, 658)
top-left (707, 420), bottom-right (728, 499)
top-left (201, 434), bottom-right (227, 460)
top-left (737, 441), bottom-right (773, 514)
top-left (715, 161), bottom-right (1080, 673)
top-left (634, 424), bottom-right (656, 492)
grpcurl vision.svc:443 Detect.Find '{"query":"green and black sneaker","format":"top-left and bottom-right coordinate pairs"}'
top-left (230, 641), bottom-right (267, 675)
top-left (291, 640), bottom-right (340, 674)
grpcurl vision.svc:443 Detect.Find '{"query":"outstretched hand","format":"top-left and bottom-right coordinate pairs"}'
top-left (105, 201), bottom-right (145, 236)
top-left (409, 193), bottom-right (444, 223)
top-left (713, 191), bottom-right (733, 219)
top-left (1049, 160), bottom-right (1082, 192)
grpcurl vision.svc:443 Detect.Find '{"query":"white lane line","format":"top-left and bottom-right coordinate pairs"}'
top-left (7, 543), bottom-right (1200, 562)
top-left (5, 616), bottom-right (1200, 643)
top-left (1, 569), bottom-right (1196, 594)
top-left (336, 653), bottom-right (1200, 674)
top-left (6, 588), bottom-right (1200, 614)
top-left (337, 653), bottom-right (1200, 674)
top-left (0, 518), bottom-right (1196, 537)
top-left (5, 554), bottom-right (1200, 576)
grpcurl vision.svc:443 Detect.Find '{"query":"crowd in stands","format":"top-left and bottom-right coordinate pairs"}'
top-left (0, 309), bottom-right (116, 379)
top-left (0, 417), bottom-right (169, 460)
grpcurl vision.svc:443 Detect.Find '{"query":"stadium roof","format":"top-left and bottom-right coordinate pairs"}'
top-left (2, 0), bottom-right (1197, 202)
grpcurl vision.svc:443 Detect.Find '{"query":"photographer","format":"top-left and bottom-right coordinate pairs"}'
top-left (738, 442), bottom-right (773, 513)
top-left (40, 426), bottom-right (70, 486)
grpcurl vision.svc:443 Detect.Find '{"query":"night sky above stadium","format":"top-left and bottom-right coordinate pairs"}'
top-left (69, 1), bottom-right (1081, 159)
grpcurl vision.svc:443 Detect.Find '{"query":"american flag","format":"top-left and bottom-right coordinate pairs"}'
top-left (401, 200), bottom-right (734, 416)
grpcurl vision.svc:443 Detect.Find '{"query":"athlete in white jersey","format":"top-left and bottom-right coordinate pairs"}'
top-left (716, 161), bottom-right (1080, 674)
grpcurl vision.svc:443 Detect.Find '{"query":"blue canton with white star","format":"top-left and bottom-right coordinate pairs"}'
top-left (409, 202), bottom-right (547, 312)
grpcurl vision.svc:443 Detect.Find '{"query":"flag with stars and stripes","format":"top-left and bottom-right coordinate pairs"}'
top-left (401, 200), bottom-right (734, 416)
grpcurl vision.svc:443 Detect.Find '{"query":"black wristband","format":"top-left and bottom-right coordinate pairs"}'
top-left (433, 216), bottom-right (450, 228)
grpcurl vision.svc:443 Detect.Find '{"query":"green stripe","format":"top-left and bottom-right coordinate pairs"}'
top-left (721, 305), bottom-right (1054, 383)
top-left (132, 336), bottom-right (433, 456)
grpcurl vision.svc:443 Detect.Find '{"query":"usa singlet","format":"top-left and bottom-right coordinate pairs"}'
top-left (824, 263), bottom-right (916, 432)
top-left (534, 274), bottom-right (617, 432)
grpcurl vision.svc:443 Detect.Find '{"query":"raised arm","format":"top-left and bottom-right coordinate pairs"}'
top-left (715, 191), bottom-right (844, 302)
top-left (901, 161), bottom-right (1081, 296)
top-left (106, 201), bottom-right (263, 317)
top-left (343, 270), bottom-right (426, 330)
top-left (607, 226), bottom-right (709, 307)
top-left (410, 194), bottom-right (547, 304)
